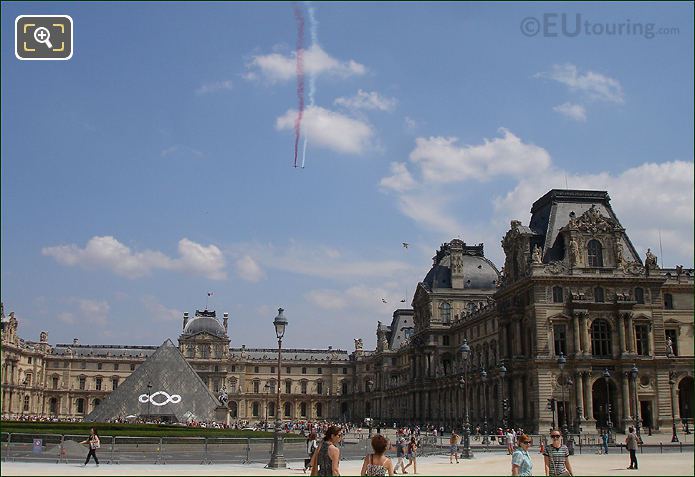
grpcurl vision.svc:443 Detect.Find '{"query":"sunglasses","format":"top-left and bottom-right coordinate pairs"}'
top-left (521, 441), bottom-right (532, 445)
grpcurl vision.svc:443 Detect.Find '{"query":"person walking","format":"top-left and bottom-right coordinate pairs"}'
top-left (305, 432), bottom-right (319, 473)
top-left (392, 437), bottom-right (408, 474)
top-left (360, 434), bottom-right (394, 476)
top-left (506, 428), bottom-right (515, 455)
top-left (511, 434), bottom-right (534, 476)
top-left (625, 426), bottom-right (639, 470)
top-left (403, 436), bottom-right (418, 474)
top-left (80, 427), bottom-right (100, 467)
top-left (311, 426), bottom-right (342, 476)
top-left (601, 431), bottom-right (609, 455)
top-left (449, 431), bottom-right (460, 464)
top-left (543, 430), bottom-right (574, 477)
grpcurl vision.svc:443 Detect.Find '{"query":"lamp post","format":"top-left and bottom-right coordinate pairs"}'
top-left (267, 308), bottom-right (288, 469)
top-left (630, 365), bottom-right (642, 442)
top-left (603, 369), bottom-right (613, 441)
top-left (264, 382), bottom-right (271, 432)
top-left (459, 340), bottom-right (473, 459)
top-left (557, 353), bottom-right (569, 439)
top-left (499, 363), bottom-right (508, 430)
top-left (146, 382), bottom-right (152, 421)
top-left (481, 368), bottom-right (489, 445)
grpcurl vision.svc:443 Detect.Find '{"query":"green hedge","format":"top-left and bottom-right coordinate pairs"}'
top-left (0, 420), bottom-right (298, 438)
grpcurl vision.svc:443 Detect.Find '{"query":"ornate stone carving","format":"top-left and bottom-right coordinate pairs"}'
top-left (645, 248), bottom-right (659, 272)
top-left (566, 205), bottom-right (619, 235)
top-left (532, 244), bottom-right (543, 264)
top-left (354, 338), bottom-right (364, 351)
top-left (624, 262), bottom-right (645, 276)
top-left (545, 261), bottom-right (568, 275)
top-left (615, 242), bottom-right (625, 268)
top-left (569, 238), bottom-right (580, 267)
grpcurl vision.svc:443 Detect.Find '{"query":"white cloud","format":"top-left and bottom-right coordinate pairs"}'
top-left (276, 106), bottom-right (374, 155)
top-left (161, 145), bottom-right (204, 159)
top-left (226, 241), bottom-right (414, 282)
top-left (407, 128), bottom-right (551, 183)
top-left (536, 64), bottom-right (624, 103)
top-left (235, 255), bottom-right (266, 283)
top-left (246, 44), bottom-right (366, 83)
top-left (404, 116), bottom-right (419, 131)
top-left (379, 162), bottom-right (417, 192)
top-left (142, 296), bottom-right (182, 322)
top-left (70, 298), bottom-right (110, 326)
top-left (42, 236), bottom-right (226, 280)
top-left (553, 102), bottom-right (587, 121)
top-left (195, 80), bottom-right (233, 95)
top-left (334, 90), bottom-right (397, 112)
top-left (305, 284), bottom-right (403, 313)
top-left (57, 312), bottom-right (76, 325)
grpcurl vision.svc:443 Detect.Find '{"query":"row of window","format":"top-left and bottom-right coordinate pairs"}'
top-left (248, 401), bottom-right (323, 418)
top-left (439, 302), bottom-right (489, 322)
top-left (553, 320), bottom-right (679, 357)
top-left (49, 361), bottom-right (137, 371)
top-left (61, 376), bottom-right (119, 391)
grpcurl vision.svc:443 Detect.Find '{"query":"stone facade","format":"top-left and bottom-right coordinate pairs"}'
top-left (2, 189), bottom-right (693, 435)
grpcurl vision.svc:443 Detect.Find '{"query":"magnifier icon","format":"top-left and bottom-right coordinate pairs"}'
top-left (33, 27), bottom-right (53, 49)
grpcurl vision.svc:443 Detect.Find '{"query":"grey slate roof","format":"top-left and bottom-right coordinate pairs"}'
top-left (53, 344), bottom-right (158, 358)
top-left (85, 339), bottom-right (220, 423)
top-left (228, 348), bottom-right (349, 361)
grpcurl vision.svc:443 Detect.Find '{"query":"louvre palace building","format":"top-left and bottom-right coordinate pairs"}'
top-left (2, 189), bottom-right (693, 435)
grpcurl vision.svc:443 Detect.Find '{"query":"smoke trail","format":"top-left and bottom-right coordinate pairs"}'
top-left (293, 3), bottom-right (305, 168)
top-left (301, 2), bottom-right (318, 168)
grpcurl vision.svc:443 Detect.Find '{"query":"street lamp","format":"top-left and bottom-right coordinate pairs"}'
top-left (602, 369), bottom-right (613, 441)
top-left (459, 340), bottom-right (473, 459)
top-left (146, 382), bottom-right (152, 422)
top-left (481, 368), bottom-right (489, 445)
top-left (499, 363), bottom-right (508, 430)
top-left (267, 308), bottom-right (288, 469)
top-left (264, 382), bottom-right (271, 432)
top-left (557, 353), bottom-right (569, 439)
top-left (366, 380), bottom-right (374, 436)
top-left (630, 365), bottom-right (642, 442)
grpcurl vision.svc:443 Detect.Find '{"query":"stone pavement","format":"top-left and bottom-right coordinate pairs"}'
top-left (2, 452), bottom-right (693, 476)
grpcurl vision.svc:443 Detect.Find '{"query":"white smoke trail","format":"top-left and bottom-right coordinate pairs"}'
top-left (301, 1), bottom-right (318, 168)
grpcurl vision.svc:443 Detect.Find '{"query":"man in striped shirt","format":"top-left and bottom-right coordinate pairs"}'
top-left (543, 431), bottom-right (574, 476)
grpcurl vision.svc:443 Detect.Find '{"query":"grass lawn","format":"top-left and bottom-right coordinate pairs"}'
top-left (0, 420), bottom-right (303, 439)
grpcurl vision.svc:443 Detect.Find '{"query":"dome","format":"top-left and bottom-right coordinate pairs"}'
top-left (422, 241), bottom-right (500, 290)
top-left (183, 316), bottom-right (226, 337)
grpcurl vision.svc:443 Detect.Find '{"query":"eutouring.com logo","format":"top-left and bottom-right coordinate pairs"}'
top-left (520, 13), bottom-right (679, 39)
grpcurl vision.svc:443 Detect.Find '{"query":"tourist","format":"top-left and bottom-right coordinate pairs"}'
top-left (602, 431), bottom-right (609, 455)
top-left (543, 430), bottom-right (574, 477)
top-left (511, 434), bottom-right (533, 476)
top-left (79, 427), bottom-right (100, 467)
top-left (403, 436), bottom-right (418, 474)
top-left (360, 434), bottom-right (394, 476)
top-left (449, 430), bottom-right (460, 463)
top-left (311, 426), bottom-right (342, 476)
top-left (305, 432), bottom-right (319, 473)
top-left (392, 436), bottom-right (407, 474)
top-left (625, 426), bottom-right (639, 470)
top-left (506, 428), bottom-right (515, 455)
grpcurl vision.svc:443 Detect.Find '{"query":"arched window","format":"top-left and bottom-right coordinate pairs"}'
top-left (591, 319), bottom-right (612, 357)
top-left (284, 402), bottom-right (292, 418)
top-left (285, 380), bottom-right (292, 394)
top-left (587, 240), bottom-right (604, 267)
top-left (316, 381), bottom-right (323, 395)
top-left (301, 381), bottom-right (308, 394)
top-left (341, 381), bottom-right (349, 395)
top-left (49, 397), bottom-right (59, 414)
top-left (440, 302), bottom-right (452, 323)
top-left (23, 395), bottom-right (30, 412)
top-left (552, 286), bottom-right (564, 303)
top-left (76, 398), bottom-right (85, 414)
top-left (594, 287), bottom-right (605, 303)
top-left (635, 287), bottom-right (645, 304)
top-left (300, 402), bottom-right (307, 417)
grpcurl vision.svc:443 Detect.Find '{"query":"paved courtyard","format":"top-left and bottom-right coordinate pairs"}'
top-left (2, 451), bottom-right (693, 476)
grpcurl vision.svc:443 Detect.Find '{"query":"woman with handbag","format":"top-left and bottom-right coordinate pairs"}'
top-left (80, 427), bottom-right (100, 467)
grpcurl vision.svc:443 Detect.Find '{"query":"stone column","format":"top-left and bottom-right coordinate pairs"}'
top-left (626, 314), bottom-right (635, 354)
top-left (617, 314), bottom-right (626, 355)
top-left (500, 325), bottom-right (508, 359)
top-left (576, 371), bottom-right (585, 420)
top-left (671, 379), bottom-right (681, 421)
top-left (622, 372), bottom-right (631, 430)
top-left (573, 315), bottom-right (582, 355)
top-left (515, 320), bottom-right (522, 356)
top-left (580, 315), bottom-right (590, 356)
top-left (584, 373), bottom-right (594, 420)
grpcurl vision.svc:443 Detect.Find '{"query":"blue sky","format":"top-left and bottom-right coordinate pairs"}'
top-left (2, 2), bottom-right (693, 350)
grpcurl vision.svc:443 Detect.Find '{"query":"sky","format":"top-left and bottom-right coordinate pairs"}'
top-left (2, 2), bottom-right (693, 351)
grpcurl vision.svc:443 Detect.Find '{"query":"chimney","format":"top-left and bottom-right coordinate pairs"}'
top-left (73, 338), bottom-right (79, 346)
top-left (183, 312), bottom-right (189, 330)
top-left (223, 312), bottom-right (229, 332)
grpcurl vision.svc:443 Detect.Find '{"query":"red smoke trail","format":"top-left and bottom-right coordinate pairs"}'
top-left (293, 3), bottom-right (305, 168)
